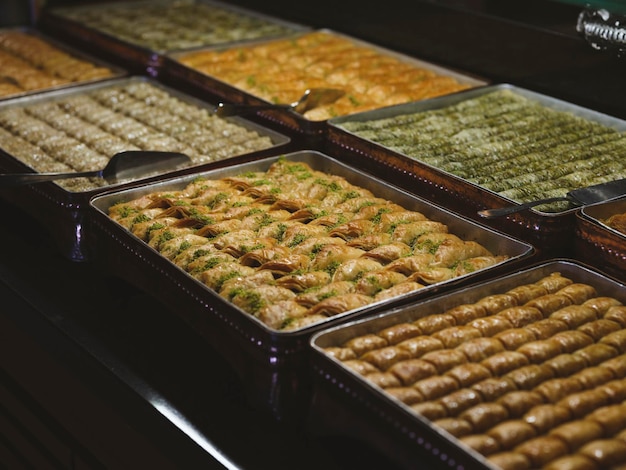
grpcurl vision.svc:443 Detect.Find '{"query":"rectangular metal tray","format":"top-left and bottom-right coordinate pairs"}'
top-left (0, 76), bottom-right (291, 261)
top-left (163, 29), bottom-right (487, 137)
top-left (88, 150), bottom-right (533, 422)
top-left (309, 259), bottom-right (626, 470)
top-left (325, 83), bottom-right (626, 255)
top-left (0, 27), bottom-right (126, 101)
top-left (575, 198), bottom-right (626, 281)
top-left (38, 0), bottom-right (309, 72)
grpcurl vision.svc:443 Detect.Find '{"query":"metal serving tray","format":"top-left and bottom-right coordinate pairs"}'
top-left (309, 259), bottom-right (626, 470)
top-left (163, 29), bottom-right (487, 137)
top-left (325, 83), bottom-right (626, 256)
top-left (575, 198), bottom-right (626, 281)
top-left (0, 27), bottom-right (126, 101)
top-left (38, 0), bottom-right (309, 73)
top-left (88, 150), bottom-right (533, 423)
top-left (0, 76), bottom-right (291, 261)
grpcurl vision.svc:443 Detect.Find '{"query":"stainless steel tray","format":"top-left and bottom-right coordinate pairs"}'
top-left (88, 150), bottom-right (533, 422)
top-left (326, 83), bottom-right (626, 254)
top-left (0, 76), bottom-right (291, 261)
top-left (309, 259), bottom-right (626, 470)
top-left (38, 0), bottom-right (309, 71)
top-left (163, 29), bottom-right (487, 137)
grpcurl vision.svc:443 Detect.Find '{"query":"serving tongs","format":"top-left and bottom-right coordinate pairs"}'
top-left (478, 177), bottom-right (626, 218)
top-left (0, 150), bottom-right (191, 187)
top-left (214, 88), bottom-right (345, 117)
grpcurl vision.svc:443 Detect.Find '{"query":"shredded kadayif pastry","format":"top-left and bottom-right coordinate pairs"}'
top-left (108, 158), bottom-right (508, 331)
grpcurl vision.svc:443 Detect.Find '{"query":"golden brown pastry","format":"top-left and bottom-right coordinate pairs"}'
top-left (344, 333), bottom-right (388, 356)
top-left (558, 389), bottom-right (611, 418)
top-left (550, 419), bottom-right (605, 451)
top-left (543, 454), bottom-right (599, 470)
top-left (504, 364), bottom-right (554, 390)
top-left (574, 343), bottom-right (619, 367)
top-left (385, 386), bottom-right (425, 405)
top-left (342, 359), bottom-right (381, 375)
top-left (534, 272), bottom-right (574, 293)
top-left (413, 375), bottom-right (459, 401)
top-left (468, 315), bottom-right (514, 337)
top-left (360, 345), bottom-right (412, 370)
top-left (516, 339), bottom-right (564, 363)
top-left (525, 293), bottom-right (573, 316)
top-left (585, 403), bottom-right (626, 436)
top-left (583, 296), bottom-right (623, 315)
top-left (457, 337), bottom-right (506, 362)
top-left (487, 451), bottom-right (532, 470)
top-left (550, 305), bottom-right (599, 329)
top-left (578, 438), bottom-right (626, 468)
top-left (460, 402), bottom-right (510, 432)
top-left (544, 353), bottom-right (589, 377)
top-left (445, 303), bottom-right (487, 325)
top-left (459, 434), bottom-right (501, 455)
top-left (482, 351), bottom-right (530, 376)
top-left (432, 325), bottom-right (482, 348)
top-left (514, 435), bottom-right (569, 468)
top-left (523, 404), bottom-right (572, 434)
top-left (556, 283), bottom-right (598, 304)
top-left (497, 390), bottom-right (544, 418)
top-left (410, 401), bottom-right (447, 420)
top-left (550, 330), bottom-right (595, 353)
top-left (421, 349), bottom-right (468, 374)
top-left (432, 417), bottom-right (473, 437)
top-left (604, 305), bottom-right (626, 327)
top-left (377, 322), bottom-right (422, 345)
top-left (396, 335), bottom-right (444, 358)
top-left (525, 318), bottom-right (569, 339)
top-left (599, 355), bottom-right (626, 377)
top-left (364, 371), bottom-right (402, 388)
top-left (597, 379), bottom-right (626, 404)
top-left (437, 388), bottom-right (482, 416)
top-left (599, 329), bottom-right (626, 353)
top-left (577, 318), bottom-right (622, 341)
top-left (497, 306), bottom-right (544, 328)
top-left (388, 358), bottom-right (438, 385)
top-left (413, 313), bottom-right (457, 335)
top-left (571, 365), bottom-right (616, 389)
top-left (475, 293), bottom-right (518, 315)
top-left (472, 377), bottom-right (518, 402)
top-left (507, 283), bottom-right (549, 305)
top-left (495, 328), bottom-right (538, 350)
top-left (487, 420), bottom-right (537, 449)
top-left (445, 363), bottom-right (492, 387)
top-left (323, 347), bottom-right (357, 361)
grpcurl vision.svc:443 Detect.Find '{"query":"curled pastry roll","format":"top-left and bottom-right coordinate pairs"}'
top-left (445, 303), bottom-right (487, 325)
top-left (229, 285), bottom-right (296, 314)
top-left (437, 388), bottom-right (482, 416)
top-left (599, 354), bottom-right (626, 377)
top-left (377, 322), bottom-right (421, 345)
top-left (457, 337), bottom-right (506, 362)
top-left (556, 283), bottom-right (598, 304)
top-left (544, 353), bottom-right (589, 378)
top-left (384, 253), bottom-right (435, 275)
top-left (535, 272), bottom-right (574, 293)
top-left (421, 349), bottom-right (468, 374)
top-left (523, 404), bottom-right (572, 434)
top-left (487, 451), bottom-right (532, 470)
top-left (361, 241), bottom-right (412, 264)
top-left (494, 328), bottom-right (537, 350)
top-left (389, 220), bottom-right (449, 245)
top-left (373, 281), bottom-right (425, 301)
top-left (459, 402), bottom-right (510, 433)
top-left (574, 343), bottom-right (619, 367)
top-left (307, 292), bottom-right (373, 317)
top-left (375, 210), bottom-right (428, 233)
top-left (550, 330), bottom-right (594, 353)
top-left (586, 403), bottom-right (626, 436)
top-left (459, 434), bottom-right (501, 455)
top-left (257, 253), bottom-right (312, 275)
top-left (497, 390), bottom-right (544, 418)
top-left (513, 435), bottom-right (569, 468)
top-left (557, 389), bottom-right (611, 418)
top-left (497, 306), bottom-right (544, 328)
top-left (388, 358), bottom-right (438, 385)
top-left (360, 345), bottom-right (412, 370)
top-left (396, 335), bottom-right (444, 358)
top-left (385, 386), bottom-right (424, 405)
top-left (446, 363), bottom-right (492, 387)
top-left (432, 325), bottom-right (482, 348)
top-left (364, 371), bottom-right (402, 388)
top-left (524, 293), bottom-right (573, 316)
top-left (432, 240), bottom-right (493, 267)
top-left (516, 338), bottom-right (564, 363)
top-left (550, 305), bottom-right (599, 329)
top-left (534, 377), bottom-right (584, 402)
top-left (525, 319), bottom-right (571, 342)
top-left (578, 438), bottom-right (626, 468)
top-left (354, 270), bottom-right (408, 296)
top-left (198, 262), bottom-right (256, 291)
top-left (597, 378), bottom-right (626, 404)
top-left (583, 296), bottom-right (623, 315)
top-left (604, 305), bottom-right (626, 327)
top-left (255, 299), bottom-right (309, 330)
top-left (577, 319), bottom-right (622, 342)
top-left (408, 266), bottom-right (455, 284)
top-left (342, 359), bottom-right (380, 375)
top-left (572, 365), bottom-right (615, 389)
top-left (410, 401), bottom-right (447, 420)
top-left (549, 420), bottom-right (604, 452)
top-left (506, 283), bottom-right (549, 305)
top-left (413, 375), bottom-right (459, 401)
top-left (469, 315), bottom-right (514, 337)
top-left (432, 417), bottom-right (473, 438)
top-left (543, 455), bottom-right (599, 470)
top-left (296, 281), bottom-right (355, 308)
top-left (309, 244), bottom-right (366, 272)
top-left (472, 377), bottom-right (517, 402)
top-left (328, 219), bottom-right (375, 240)
top-left (413, 313), bottom-right (456, 335)
top-left (275, 271), bottom-right (331, 292)
top-left (504, 364), bottom-right (554, 390)
top-left (331, 258), bottom-right (385, 282)
top-left (323, 347), bottom-right (357, 361)
top-left (475, 293), bottom-right (518, 315)
top-left (488, 420), bottom-right (538, 450)
top-left (346, 232), bottom-right (392, 251)
top-left (344, 333), bottom-right (388, 356)
top-left (599, 329), bottom-right (626, 353)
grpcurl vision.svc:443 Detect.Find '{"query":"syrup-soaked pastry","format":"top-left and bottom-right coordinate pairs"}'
top-left (577, 318), bottom-right (622, 342)
top-left (583, 296), bottom-right (623, 315)
top-left (459, 402), bottom-right (510, 432)
top-left (600, 355), bottom-right (626, 377)
top-left (459, 434), bottom-right (501, 455)
top-left (475, 293), bottom-right (518, 315)
top-left (550, 305), bottom-right (599, 329)
top-left (396, 335), bottom-right (444, 358)
top-left (597, 379), bottom-right (626, 404)
top-left (432, 325), bottom-right (482, 348)
top-left (535, 376), bottom-right (586, 403)
top-left (432, 417), bottom-right (473, 437)
top-left (468, 315), bottom-right (514, 337)
top-left (488, 420), bottom-right (537, 449)
top-left (550, 419), bottom-right (605, 451)
top-left (390, 220), bottom-right (449, 245)
top-left (413, 375), bottom-right (459, 400)
top-left (506, 283), bottom-right (549, 305)
top-left (482, 351), bottom-right (531, 376)
top-left (472, 377), bottom-right (518, 402)
top-left (364, 371), bottom-right (402, 388)
top-left (377, 322), bottom-right (421, 345)
top-left (495, 328), bottom-right (538, 350)
top-left (535, 272), bottom-right (574, 293)
top-left (599, 329), bottom-right (626, 353)
top-left (322, 347), bottom-right (357, 361)
top-left (342, 359), bottom-right (380, 375)
top-left (373, 281), bottom-right (425, 302)
top-left (525, 293), bottom-right (573, 316)
top-left (574, 343), bottom-right (619, 367)
top-left (556, 282), bottom-right (598, 304)
top-left (578, 438), bottom-right (626, 468)
top-left (544, 454), bottom-right (600, 470)
top-left (523, 404), bottom-right (572, 433)
top-left (504, 364), bottom-right (554, 390)
top-left (516, 339), bottom-right (564, 363)
top-left (388, 358), bottom-right (438, 385)
top-left (421, 348), bottom-right (468, 374)
top-left (445, 303), bottom-right (487, 325)
top-left (497, 306), bottom-right (544, 328)
top-left (413, 313), bottom-right (456, 335)
top-left (445, 363), bottom-right (492, 387)
top-left (604, 305), bottom-right (626, 327)
top-left (571, 365), bottom-right (616, 389)
top-left (411, 401), bottom-right (447, 420)
top-left (551, 330), bottom-right (595, 353)
top-left (558, 389), bottom-right (611, 418)
top-left (544, 353), bottom-right (589, 377)
top-left (514, 435), bottom-right (569, 468)
top-left (432, 239), bottom-right (493, 267)
top-left (498, 390), bottom-right (545, 418)
top-left (487, 451), bottom-right (533, 470)
top-left (385, 386), bottom-right (424, 405)
top-left (360, 345), bottom-right (412, 370)
top-left (525, 318), bottom-right (569, 340)
top-left (344, 333), bottom-right (388, 356)
top-left (586, 403), bottom-right (626, 436)
top-left (437, 388), bottom-right (483, 416)
top-left (457, 337), bottom-right (505, 362)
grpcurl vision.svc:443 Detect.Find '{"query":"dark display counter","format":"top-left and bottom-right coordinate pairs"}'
top-left (2, 1), bottom-right (625, 469)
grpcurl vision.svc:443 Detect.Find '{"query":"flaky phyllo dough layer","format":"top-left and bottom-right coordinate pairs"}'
top-left (108, 158), bottom-right (507, 331)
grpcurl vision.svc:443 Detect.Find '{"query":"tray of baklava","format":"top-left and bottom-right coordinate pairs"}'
top-left (0, 76), bottom-right (290, 261)
top-left (309, 259), bottom-right (626, 470)
top-left (88, 150), bottom-right (533, 422)
top-left (575, 197), bottom-right (626, 281)
top-left (163, 29), bottom-right (487, 136)
top-left (38, 0), bottom-right (309, 71)
top-left (0, 27), bottom-right (125, 101)
top-left (325, 83), bottom-right (626, 254)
